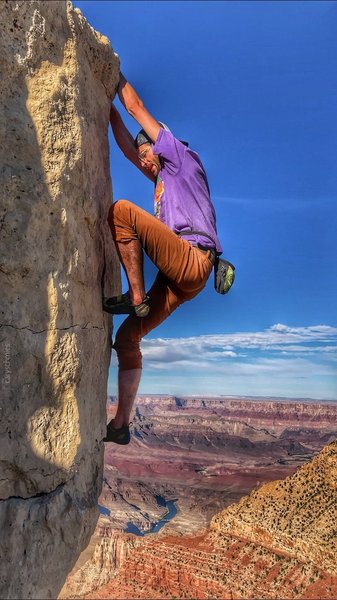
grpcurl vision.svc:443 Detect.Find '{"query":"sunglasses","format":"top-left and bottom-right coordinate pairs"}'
top-left (138, 146), bottom-right (152, 163)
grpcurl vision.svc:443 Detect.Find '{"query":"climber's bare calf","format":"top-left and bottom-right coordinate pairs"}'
top-left (114, 238), bottom-right (145, 306)
top-left (113, 368), bottom-right (141, 430)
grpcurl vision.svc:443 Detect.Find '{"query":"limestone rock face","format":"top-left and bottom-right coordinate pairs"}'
top-left (0, 1), bottom-right (119, 597)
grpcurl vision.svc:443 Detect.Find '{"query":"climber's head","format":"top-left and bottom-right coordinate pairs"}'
top-left (136, 142), bottom-right (160, 177)
top-left (134, 122), bottom-right (170, 177)
top-left (135, 130), bottom-right (159, 177)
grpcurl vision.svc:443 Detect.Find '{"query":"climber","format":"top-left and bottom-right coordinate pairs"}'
top-left (102, 72), bottom-right (222, 445)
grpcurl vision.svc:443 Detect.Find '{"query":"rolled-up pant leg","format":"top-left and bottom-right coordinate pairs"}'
top-left (110, 200), bottom-right (213, 371)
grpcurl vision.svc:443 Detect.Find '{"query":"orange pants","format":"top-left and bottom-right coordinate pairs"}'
top-left (108, 199), bottom-right (213, 371)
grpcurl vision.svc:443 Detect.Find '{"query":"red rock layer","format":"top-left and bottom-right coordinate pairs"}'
top-left (85, 440), bottom-right (337, 599)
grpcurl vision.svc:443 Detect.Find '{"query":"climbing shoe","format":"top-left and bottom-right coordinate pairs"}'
top-left (214, 258), bottom-right (235, 295)
top-left (103, 421), bottom-right (131, 445)
top-left (102, 292), bottom-right (150, 317)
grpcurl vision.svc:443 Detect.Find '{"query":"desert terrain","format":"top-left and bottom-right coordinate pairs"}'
top-left (60, 395), bottom-right (337, 599)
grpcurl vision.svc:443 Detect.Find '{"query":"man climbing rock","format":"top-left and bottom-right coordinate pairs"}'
top-left (103, 72), bottom-right (223, 445)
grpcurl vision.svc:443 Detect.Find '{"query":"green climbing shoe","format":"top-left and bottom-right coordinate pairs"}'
top-left (214, 258), bottom-right (235, 295)
top-left (102, 292), bottom-right (150, 317)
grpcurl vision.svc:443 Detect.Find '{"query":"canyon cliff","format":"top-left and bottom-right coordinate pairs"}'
top-left (62, 396), bottom-right (337, 599)
top-left (69, 438), bottom-right (337, 599)
top-left (0, 1), bottom-right (119, 598)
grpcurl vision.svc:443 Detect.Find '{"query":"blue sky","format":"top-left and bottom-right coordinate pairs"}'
top-left (74, 1), bottom-right (337, 400)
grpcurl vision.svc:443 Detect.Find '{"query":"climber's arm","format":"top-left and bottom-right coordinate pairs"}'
top-left (117, 73), bottom-right (161, 143)
top-left (109, 104), bottom-right (154, 182)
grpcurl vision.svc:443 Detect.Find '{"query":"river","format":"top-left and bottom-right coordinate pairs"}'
top-left (99, 494), bottom-right (178, 536)
top-left (124, 494), bottom-right (178, 536)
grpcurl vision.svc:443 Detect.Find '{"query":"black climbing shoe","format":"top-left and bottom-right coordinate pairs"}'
top-left (102, 292), bottom-right (150, 317)
top-left (103, 421), bottom-right (131, 445)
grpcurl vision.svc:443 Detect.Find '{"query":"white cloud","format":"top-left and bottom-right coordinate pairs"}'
top-left (141, 324), bottom-right (337, 364)
top-left (145, 355), bottom-right (336, 378)
top-left (109, 324), bottom-right (337, 399)
top-left (138, 324), bottom-right (337, 399)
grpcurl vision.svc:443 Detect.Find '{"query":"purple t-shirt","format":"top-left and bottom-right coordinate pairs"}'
top-left (152, 129), bottom-right (222, 254)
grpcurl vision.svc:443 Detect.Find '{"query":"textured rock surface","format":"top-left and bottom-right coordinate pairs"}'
top-left (61, 397), bottom-right (337, 598)
top-left (0, 1), bottom-right (119, 597)
top-left (65, 440), bottom-right (337, 599)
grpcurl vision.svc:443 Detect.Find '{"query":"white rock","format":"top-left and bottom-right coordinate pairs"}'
top-left (0, 1), bottom-right (120, 597)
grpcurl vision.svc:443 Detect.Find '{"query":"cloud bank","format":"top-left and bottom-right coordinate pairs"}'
top-left (110, 324), bottom-right (337, 400)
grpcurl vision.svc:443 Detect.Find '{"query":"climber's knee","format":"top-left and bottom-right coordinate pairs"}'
top-left (115, 198), bottom-right (133, 210)
top-left (113, 332), bottom-right (142, 371)
top-left (114, 346), bottom-right (143, 371)
top-left (108, 199), bottom-right (136, 242)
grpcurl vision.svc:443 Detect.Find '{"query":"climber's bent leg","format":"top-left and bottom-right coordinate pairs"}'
top-left (110, 273), bottom-right (185, 433)
top-left (108, 199), bottom-right (213, 294)
top-left (105, 200), bottom-right (213, 442)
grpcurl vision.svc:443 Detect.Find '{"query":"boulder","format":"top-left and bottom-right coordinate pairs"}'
top-left (0, 1), bottom-right (120, 597)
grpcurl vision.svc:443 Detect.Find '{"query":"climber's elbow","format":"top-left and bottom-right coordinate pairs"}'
top-left (127, 99), bottom-right (145, 120)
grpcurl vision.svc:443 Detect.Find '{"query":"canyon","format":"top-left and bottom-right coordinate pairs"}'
top-left (3, 3), bottom-right (335, 599)
top-left (61, 395), bottom-right (337, 599)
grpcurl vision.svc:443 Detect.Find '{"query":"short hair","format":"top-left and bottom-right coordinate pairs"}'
top-left (134, 122), bottom-right (189, 148)
top-left (134, 129), bottom-right (152, 148)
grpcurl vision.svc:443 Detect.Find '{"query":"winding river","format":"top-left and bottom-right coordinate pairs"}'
top-left (100, 495), bottom-right (178, 537)
top-left (125, 495), bottom-right (178, 537)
